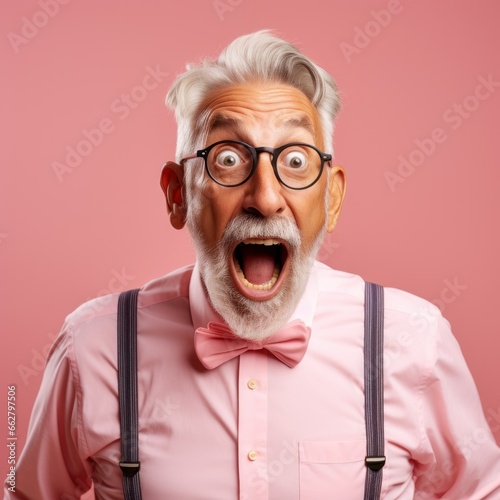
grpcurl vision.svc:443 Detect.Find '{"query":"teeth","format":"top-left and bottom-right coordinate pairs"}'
top-left (242, 238), bottom-right (281, 246)
top-left (234, 259), bottom-right (280, 291)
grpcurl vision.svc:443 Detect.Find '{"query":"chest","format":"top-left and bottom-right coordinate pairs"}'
top-left (88, 339), bottom-right (416, 499)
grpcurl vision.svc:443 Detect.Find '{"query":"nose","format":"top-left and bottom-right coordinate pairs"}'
top-left (242, 152), bottom-right (286, 217)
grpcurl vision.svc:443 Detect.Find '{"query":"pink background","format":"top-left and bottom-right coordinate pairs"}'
top-left (2, 0), bottom-right (499, 488)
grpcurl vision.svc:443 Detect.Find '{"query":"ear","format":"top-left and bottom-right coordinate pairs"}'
top-left (160, 162), bottom-right (187, 230)
top-left (326, 165), bottom-right (346, 233)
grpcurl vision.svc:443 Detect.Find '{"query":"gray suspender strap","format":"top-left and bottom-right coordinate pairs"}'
top-left (117, 288), bottom-right (142, 500)
top-left (116, 283), bottom-right (385, 499)
top-left (363, 282), bottom-right (386, 499)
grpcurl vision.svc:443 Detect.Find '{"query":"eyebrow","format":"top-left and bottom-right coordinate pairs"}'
top-left (208, 113), bottom-right (317, 137)
top-left (208, 114), bottom-right (241, 132)
top-left (282, 116), bottom-right (316, 136)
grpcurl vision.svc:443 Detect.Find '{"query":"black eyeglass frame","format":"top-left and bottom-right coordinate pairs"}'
top-left (179, 140), bottom-right (333, 190)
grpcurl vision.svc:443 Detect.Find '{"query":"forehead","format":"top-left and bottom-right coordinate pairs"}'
top-left (199, 82), bottom-right (324, 147)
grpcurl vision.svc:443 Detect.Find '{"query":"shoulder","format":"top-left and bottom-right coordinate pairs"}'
top-left (312, 260), bottom-right (449, 356)
top-left (315, 259), bottom-right (438, 303)
top-left (66, 264), bottom-right (193, 327)
top-left (312, 263), bottom-right (462, 406)
top-left (314, 259), bottom-right (443, 321)
top-left (51, 265), bottom-right (195, 361)
top-left (42, 265), bottom-right (196, 431)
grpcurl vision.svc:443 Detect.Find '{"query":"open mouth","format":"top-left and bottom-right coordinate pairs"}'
top-left (230, 238), bottom-right (289, 300)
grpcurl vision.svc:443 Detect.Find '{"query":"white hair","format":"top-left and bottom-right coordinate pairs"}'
top-left (165, 29), bottom-right (341, 162)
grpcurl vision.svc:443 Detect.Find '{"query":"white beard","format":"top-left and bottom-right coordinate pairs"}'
top-left (188, 214), bottom-right (325, 341)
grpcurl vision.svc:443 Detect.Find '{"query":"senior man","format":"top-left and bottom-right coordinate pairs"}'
top-left (6, 31), bottom-right (500, 499)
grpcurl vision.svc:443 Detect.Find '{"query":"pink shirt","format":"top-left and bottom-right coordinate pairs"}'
top-left (5, 261), bottom-right (500, 499)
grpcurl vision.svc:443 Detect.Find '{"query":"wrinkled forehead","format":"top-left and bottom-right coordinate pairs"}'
top-left (198, 82), bottom-right (325, 149)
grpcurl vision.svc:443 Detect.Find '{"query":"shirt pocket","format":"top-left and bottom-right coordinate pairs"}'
top-left (299, 439), bottom-right (366, 500)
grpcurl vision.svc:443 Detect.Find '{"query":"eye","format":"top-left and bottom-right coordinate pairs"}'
top-left (216, 149), bottom-right (242, 168)
top-left (283, 151), bottom-right (307, 169)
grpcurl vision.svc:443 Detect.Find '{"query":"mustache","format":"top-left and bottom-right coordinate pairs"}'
top-left (219, 214), bottom-right (301, 251)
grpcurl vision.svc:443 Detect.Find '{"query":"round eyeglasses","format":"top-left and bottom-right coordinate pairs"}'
top-left (180, 140), bottom-right (332, 190)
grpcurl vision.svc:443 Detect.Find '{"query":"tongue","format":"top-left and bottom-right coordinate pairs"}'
top-left (239, 244), bottom-right (277, 285)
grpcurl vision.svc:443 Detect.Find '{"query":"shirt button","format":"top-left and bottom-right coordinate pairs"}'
top-left (248, 450), bottom-right (258, 461)
top-left (247, 379), bottom-right (258, 390)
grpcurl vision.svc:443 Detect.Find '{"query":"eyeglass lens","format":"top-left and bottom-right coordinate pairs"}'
top-left (206, 142), bottom-right (322, 188)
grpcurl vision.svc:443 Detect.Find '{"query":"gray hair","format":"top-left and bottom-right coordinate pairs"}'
top-left (166, 30), bottom-right (341, 162)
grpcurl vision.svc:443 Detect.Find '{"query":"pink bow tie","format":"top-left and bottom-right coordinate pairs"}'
top-left (194, 320), bottom-right (311, 369)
